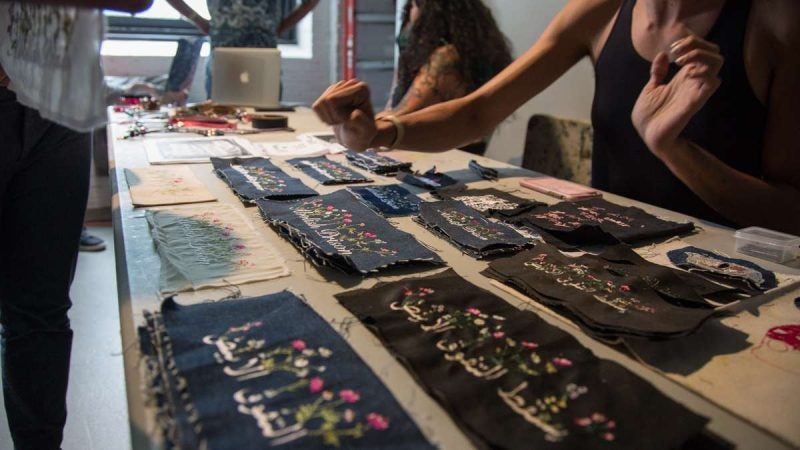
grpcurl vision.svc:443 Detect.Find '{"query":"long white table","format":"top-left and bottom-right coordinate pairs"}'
top-left (108, 107), bottom-right (800, 449)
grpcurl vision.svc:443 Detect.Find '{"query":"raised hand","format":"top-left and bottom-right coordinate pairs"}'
top-left (312, 79), bottom-right (377, 151)
top-left (631, 33), bottom-right (723, 157)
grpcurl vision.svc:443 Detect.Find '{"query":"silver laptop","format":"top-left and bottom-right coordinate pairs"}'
top-left (211, 47), bottom-right (281, 108)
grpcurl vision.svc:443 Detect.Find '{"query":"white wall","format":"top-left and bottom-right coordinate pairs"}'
top-left (483, 1), bottom-right (594, 164)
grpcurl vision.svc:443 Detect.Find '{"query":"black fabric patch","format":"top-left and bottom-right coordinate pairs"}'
top-left (433, 186), bottom-right (545, 219)
top-left (397, 167), bottom-right (459, 190)
top-left (345, 150), bottom-right (412, 175)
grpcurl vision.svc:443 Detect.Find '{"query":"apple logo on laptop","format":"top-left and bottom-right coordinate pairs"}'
top-left (239, 71), bottom-right (250, 84)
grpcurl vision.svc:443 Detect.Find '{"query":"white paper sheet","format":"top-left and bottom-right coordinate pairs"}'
top-left (145, 137), bottom-right (256, 164)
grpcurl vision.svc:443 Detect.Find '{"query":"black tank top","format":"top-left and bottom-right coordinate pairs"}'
top-left (591, 0), bottom-right (766, 227)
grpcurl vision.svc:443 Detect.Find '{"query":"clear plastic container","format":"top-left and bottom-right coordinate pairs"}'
top-left (734, 226), bottom-right (800, 264)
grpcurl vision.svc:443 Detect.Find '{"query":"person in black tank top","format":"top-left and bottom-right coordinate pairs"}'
top-left (314, 0), bottom-right (800, 234)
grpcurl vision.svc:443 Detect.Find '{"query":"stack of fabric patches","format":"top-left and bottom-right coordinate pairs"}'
top-left (482, 244), bottom-right (718, 339)
top-left (504, 197), bottom-right (694, 248)
top-left (433, 186), bottom-right (544, 219)
top-left (140, 291), bottom-right (434, 449)
top-left (345, 150), bottom-right (411, 175)
top-left (335, 270), bottom-right (715, 449)
top-left (257, 190), bottom-right (443, 274)
top-left (415, 201), bottom-right (531, 259)
top-left (667, 246), bottom-right (778, 295)
top-left (348, 184), bottom-right (421, 217)
top-left (211, 157), bottom-right (318, 204)
top-left (396, 167), bottom-right (459, 190)
top-left (288, 156), bottom-right (373, 185)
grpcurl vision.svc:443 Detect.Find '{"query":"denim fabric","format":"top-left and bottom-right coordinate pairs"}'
top-left (667, 246), bottom-right (777, 294)
top-left (433, 186), bottom-right (545, 219)
top-left (482, 245), bottom-right (717, 339)
top-left (348, 184), bottom-right (421, 217)
top-left (344, 150), bottom-right (411, 175)
top-left (468, 159), bottom-right (499, 180)
top-left (336, 270), bottom-right (710, 449)
top-left (140, 291), bottom-right (433, 449)
top-left (288, 156), bottom-right (372, 185)
top-left (416, 201), bottom-right (531, 259)
top-left (396, 167), bottom-right (459, 190)
top-left (211, 157), bottom-right (318, 203)
top-left (257, 190), bottom-right (443, 274)
top-left (507, 197), bottom-right (694, 246)
top-left (0, 87), bottom-right (90, 450)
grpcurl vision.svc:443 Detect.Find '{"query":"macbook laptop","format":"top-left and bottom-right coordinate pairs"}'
top-left (211, 47), bottom-right (281, 108)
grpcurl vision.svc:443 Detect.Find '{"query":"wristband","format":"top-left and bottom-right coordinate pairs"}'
top-left (379, 115), bottom-right (404, 149)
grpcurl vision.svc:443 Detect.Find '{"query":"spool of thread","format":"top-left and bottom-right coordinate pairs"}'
top-left (250, 113), bottom-right (289, 129)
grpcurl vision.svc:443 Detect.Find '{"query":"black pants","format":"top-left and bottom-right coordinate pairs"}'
top-left (0, 87), bottom-right (91, 449)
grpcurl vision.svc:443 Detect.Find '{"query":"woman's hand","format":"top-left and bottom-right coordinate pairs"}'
top-left (312, 79), bottom-right (377, 150)
top-left (632, 32), bottom-right (723, 157)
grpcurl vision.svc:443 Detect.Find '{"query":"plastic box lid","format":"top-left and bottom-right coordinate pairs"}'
top-left (734, 226), bottom-right (800, 263)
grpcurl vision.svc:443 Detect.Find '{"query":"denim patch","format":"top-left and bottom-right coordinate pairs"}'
top-left (396, 167), bottom-right (459, 190)
top-left (257, 190), bottom-right (443, 274)
top-left (288, 156), bottom-right (373, 185)
top-left (468, 159), bottom-right (499, 180)
top-left (140, 291), bottom-right (433, 449)
top-left (211, 157), bottom-right (318, 203)
top-left (507, 197), bottom-right (694, 246)
top-left (416, 201), bottom-right (531, 259)
top-left (348, 184), bottom-right (421, 216)
top-left (335, 270), bottom-right (710, 449)
top-left (482, 244), bottom-right (717, 339)
top-left (345, 150), bottom-right (412, 175)
top-left (667, 246), bottom-right (777, 293)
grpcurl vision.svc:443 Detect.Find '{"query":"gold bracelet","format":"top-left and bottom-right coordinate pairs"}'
top-left (379, 114), bottom-right (404, 149)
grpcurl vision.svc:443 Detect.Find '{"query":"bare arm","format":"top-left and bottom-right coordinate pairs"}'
top-left (5, 0), bottom-right (153, 13)
top-left (382, 45), bottom-right (467, 118)
top-left (641, 2), bottom-right (800, 233)
top-left (277, 0), bottom-right (319, 36)
top-left (165, 0), bottom-right (209, 34)
top-left (314, 0), bottom-right (619, 151)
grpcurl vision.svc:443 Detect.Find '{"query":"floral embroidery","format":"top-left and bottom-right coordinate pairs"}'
top-left (439, 207), bottom-right (509, 241)
top-left (452, 195), bottom-right (520, 213)
top-left (574, 412), bottom-right (616, 442)
top-left (234, 164), bottom-right (288, 193)
top-left (389, 286), bottom-right (612, 442)
top-left (524, 253), bottom-right (656, 314)
top-left (292, 198), bottom-right (398, 257)
top-left (534, 206), bottom-right (632, 229)
top-left (294, 158), bottom-right (370, 184)
top-left (179, 211), bottom-right (256, 269)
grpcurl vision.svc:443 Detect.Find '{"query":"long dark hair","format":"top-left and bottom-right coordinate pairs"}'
top-left (391, 0), bottom-right (513, 108)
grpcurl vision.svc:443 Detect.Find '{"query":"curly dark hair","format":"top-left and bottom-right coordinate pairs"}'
top-left (391, 0), bottom-right (513, 108)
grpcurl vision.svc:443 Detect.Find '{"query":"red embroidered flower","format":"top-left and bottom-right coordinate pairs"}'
top-left (620, 285), bottom-right (631, 292)
top-left (366, 413), bottom-right (390, 430)
top-left (552, 357), bottom-right (573, 367)
top-left (521, 341), bottom-right (539, 349)
top-left (326, 205), bottom-right (334, 211)
top-left (492, 331), bottom-right (505, 339)
top-left (291, 339), bottom-right (306, 351)
top-left (365, 232), bottom-right (377, 239)
top-left (467, 308), bottom-right (482, 316)
top-left (339, 389), bottom-right (360, 403)
top-left (343, 218), bottom-right (352, 223)
top-left (309, 377), bottom-right (324, 393)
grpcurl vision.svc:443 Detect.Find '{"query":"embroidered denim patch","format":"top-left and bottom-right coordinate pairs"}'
top-left (345, 150), bottom-right (412, 175)
top-left (482, 244), bottom-right (718, 339)
top-left (348, 184), bottom-right (421, 216)
top-left (507, 197), bottom-right (694, 246)
top-left (288, 156), bottom-right (373, 185)
top-left (335, 270), bottom-right (710, 449)
top-left (433, 186), bottom-right (545, 219)
top-left (667, 246), bottom-right (777, 293)
top-left (396, 167), bottom-right (459, 190)
top-left (211, 157), bottom-right (318, 203)
top-left (416, 201), bottom-right (531, 259)
top-left (257, 190), bottom-right (443, 274)
top-left (140, 291), bottom-right (433, 449)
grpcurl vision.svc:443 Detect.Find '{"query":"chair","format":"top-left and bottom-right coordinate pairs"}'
top-left (522, 114), bottom-right (593, 186)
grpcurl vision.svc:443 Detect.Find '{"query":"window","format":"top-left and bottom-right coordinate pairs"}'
top-left (105, 0), bottom-right (299, 43)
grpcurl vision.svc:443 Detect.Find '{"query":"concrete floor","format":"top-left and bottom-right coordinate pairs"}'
top-left (0, 226), bottom-right (131, 450)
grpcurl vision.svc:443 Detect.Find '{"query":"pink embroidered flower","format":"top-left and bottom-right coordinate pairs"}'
top-left (620, 285), bottom-right (631, 292)
top-left (309, 377), bottom-right (324, 393)
top-left (404, 289), bottom-right (413, 297)
top-left (326, 205), bottom-right (334, 211)
top-left (606, 420), bottom-right (616, 429)
top-left (603, 432), bottom-right (615, 442)
top-left (343, 218), bottom-right (352, 223)
top-left (552, 357), bottom-right (573, 367)
top-left (366, 413), bottom-right (390, 430)
top-left (575, 417), bottom-right (592, 427)
top-left (591, 413), bottom-right (606, 422)
top-left (421, 288), bottom-right (434, 294)
top-left (365, 232), bottom-right (377, 239)
top-left (344, 213), bottom-right (353, 218)
top-left (492, 331), bottom-right (505, 339)
top-left (467, 308), bottom-right (482, 316)
top-left (339, 389), bottom-right (360, 403)
top-left (521, 341), bottom-right (539, 349)
top-left (291, 339), bottom-right (307, 351)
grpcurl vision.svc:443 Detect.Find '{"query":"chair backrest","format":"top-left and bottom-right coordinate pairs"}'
top-left (522, 114), bottom-right (593, 186)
